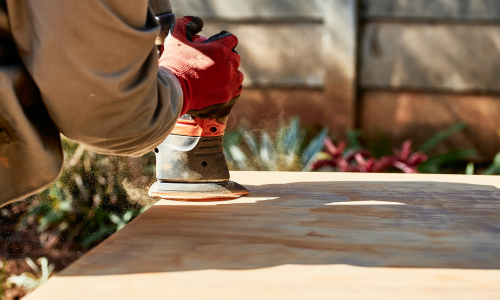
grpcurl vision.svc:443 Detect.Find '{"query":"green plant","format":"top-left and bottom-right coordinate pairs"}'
top-left (483, 152), bottom-right (500, 175)
top-left (417, 122), bottom-right (467, 153)
top-left (0, 259), bottom-right (6, 299)
top-left (311, 138), bottom-right (427, 173)
top-left (19, 137), bottom-right (155, 252)
top-left (467, 152), bottom-right (500, 175)
top-left (6, 257), bottom-right (54, 293)
top-left (465, 162), bottom-right (475, 175)
top-left (415, 122), bottom-right (476, 173)
top-left (418, 149), bottom-right (476, 174)
top-left (310, 122), bottom-right (474, 174)
top-left (224, 117), bottom-right (329, 171)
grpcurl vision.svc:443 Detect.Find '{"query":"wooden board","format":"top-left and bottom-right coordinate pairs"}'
top-left (26, 172), bottom-right (500, 299)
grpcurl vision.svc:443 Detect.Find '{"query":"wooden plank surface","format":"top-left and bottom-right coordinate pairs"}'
top-left (26, 172), bottom-right (500, 299)
top-left (360, 23), bottom-right (500, 92)
top-left (362, 0), bottom-right (500, 21)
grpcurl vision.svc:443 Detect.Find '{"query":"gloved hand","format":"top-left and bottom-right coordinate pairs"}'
top-left (159, 16), bottom-right (244, 118)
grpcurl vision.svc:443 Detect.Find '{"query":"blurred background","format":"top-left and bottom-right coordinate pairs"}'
top-left (171, 0), bottom-right (500, 161)
top-left (1, 1), bottom-right (500, 298)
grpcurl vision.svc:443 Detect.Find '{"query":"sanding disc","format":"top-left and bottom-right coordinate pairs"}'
top-left (148, 180), bottom-right (249, 201)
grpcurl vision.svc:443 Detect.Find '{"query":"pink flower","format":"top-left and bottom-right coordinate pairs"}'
top-left (312, 138), bottom-right (394, 172)
top-left (391, 140), bottom-right (428, 173)
top-left (311, 138), bottom-right (345, 170)
top-left (339, 153), bottom-right (394, 173)
top-left (311, 138), bottom-right (427, 173)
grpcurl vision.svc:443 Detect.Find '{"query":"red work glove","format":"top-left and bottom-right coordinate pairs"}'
top-left (159, 16), bottom-right (244, 118)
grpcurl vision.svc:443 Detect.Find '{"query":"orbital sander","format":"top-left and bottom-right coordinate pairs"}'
top-left (148, 113), bottom-right (249, 201)
top-left (148, 6), bottom-right (249, 201)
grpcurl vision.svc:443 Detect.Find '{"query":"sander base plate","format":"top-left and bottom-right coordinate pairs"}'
top-left (148, 180), bottom-right (249, 201)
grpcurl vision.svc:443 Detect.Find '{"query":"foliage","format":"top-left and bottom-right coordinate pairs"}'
top-left (310, 138), bottom-right (427, 173)
top-left (466, 152), bottom-right (500, 175)
top-left (465, 162), bottom-right (475, 175)
top-left (418, 149), bottom-right (476, 174)
top-left (0, 259), bottom-right (5, 299)
top-left (19, 137), bottom-right (154, 252)
top-left (417, 122), bottom-right (466, 153)
top-left (414, 122), bottom-right (477, 173)
top-left (6, 257), bottom-right (54, 293)
top-left (223, 120), bottom-right (481, 174)
top-left (483, 152), bottom-right (500, 175)
top-left (310, 122), bottom-right (476, 174)
top-left (224, 117), bottom-right (328, 171)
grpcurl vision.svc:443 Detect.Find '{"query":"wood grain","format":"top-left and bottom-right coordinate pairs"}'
top-left (26, 172), bottom-right (500, 299)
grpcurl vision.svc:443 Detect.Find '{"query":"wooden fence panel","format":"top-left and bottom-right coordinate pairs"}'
top-left (171, 0), bottom-right (323, 20)
top-left (201, 23), bottom-right (324, 88)
top-left (358, 0), bottom-right (500, 159)
top-left (169, 0), bottom-right (357, 132)
top-left (360, 23), bottom-right (500, 92)
top-left (362, 0), bottom-right (500, 20)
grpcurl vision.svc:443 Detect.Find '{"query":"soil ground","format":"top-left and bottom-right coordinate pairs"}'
top-left (1, 203), bottom-right (81, 300)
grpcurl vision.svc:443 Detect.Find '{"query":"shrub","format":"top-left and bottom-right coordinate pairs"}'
top-left (223, 117), bottom-right (328, 171)
top-left (18, 137), bottom-right (155, 252)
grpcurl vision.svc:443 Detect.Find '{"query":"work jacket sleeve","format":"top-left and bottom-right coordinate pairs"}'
top-left (8, 0), bottom-right (182, 156)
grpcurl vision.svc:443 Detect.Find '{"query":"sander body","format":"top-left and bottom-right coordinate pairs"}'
top-left (149, 115), bottom-right (249, 201)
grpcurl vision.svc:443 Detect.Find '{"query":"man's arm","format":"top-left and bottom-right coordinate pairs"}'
top-left (8, 0), bottom-right (182, 156)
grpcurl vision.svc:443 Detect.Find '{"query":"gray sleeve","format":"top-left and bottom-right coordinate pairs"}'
top-left (9, 0), bottom-right (182, 156)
